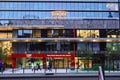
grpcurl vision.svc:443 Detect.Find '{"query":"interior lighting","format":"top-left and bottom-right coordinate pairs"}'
top-left (38, 40), bottom-right (42, 42)
top-left (106, 39), bottom-right (111, 42)
top-left (80, 40), bottom-right (83, 42)
top-left (25, 40), bottom-right (29, 42)
top-left (13, 40), bottom-right (17, 42)
top-left (93, 39), bottom-right (96, 42)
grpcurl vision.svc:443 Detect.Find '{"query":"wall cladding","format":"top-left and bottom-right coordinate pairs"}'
top-left (11, 19), bottom-right (119, 29)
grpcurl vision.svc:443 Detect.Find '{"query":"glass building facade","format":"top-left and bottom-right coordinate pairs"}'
top-left (0, 0), bottom-right (120, 69)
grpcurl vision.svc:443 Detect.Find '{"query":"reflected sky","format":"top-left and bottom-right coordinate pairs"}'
top-left (0, 2), bottom-right (119, 20)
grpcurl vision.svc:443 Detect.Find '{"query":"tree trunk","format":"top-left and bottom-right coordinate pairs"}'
top-left (113, 59), bottom-right (114, 71)
top-left (108, 58), bottom-right (110, 72)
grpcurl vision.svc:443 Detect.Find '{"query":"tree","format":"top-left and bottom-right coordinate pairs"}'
top-left (0, 47), bottom-right (3, 60)
top-left (0, 47), bottom-right (8, 68)
top-left (76, 46), bottom-right (92, 69)
top-left (105, 42), bottom-right (120, 71)
top-left (2, 48), bottom-right (8, 67)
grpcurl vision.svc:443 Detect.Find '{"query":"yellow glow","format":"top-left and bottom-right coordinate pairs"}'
top-left (25, 40), bottom-right (29, 42)
top-left (106, 40), bottom-right (111, 42)
top-left (55, 40), bottom-right (58, 42)
top-left (13, 40), bottom-right (17, 42)
top-left (93, 39), bottom-right (96, 42)
top-left (80, 40), bottom-right (83, 41)
top-left (38, 40), bottom-right (42, 42)
top-left (68, 52), bottom-right (70, 54)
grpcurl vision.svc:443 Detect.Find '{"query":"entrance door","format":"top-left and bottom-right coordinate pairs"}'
top-left (53, 58), bottom-right (64, 69)
top-left (53, 58), bottom-right (71, 69)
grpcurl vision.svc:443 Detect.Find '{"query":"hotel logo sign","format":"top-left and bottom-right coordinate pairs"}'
top-left (26, 54), bottom-right (32, 58)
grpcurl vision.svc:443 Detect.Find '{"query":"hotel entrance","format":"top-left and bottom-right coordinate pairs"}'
top-left (12, 54), bottom-right (74, 69)
top-left (47, 58), bottom-right (71, 69)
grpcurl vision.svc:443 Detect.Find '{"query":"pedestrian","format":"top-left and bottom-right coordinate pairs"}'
top-left (31, 62), bottom-right (34, 71)
top-left (46, 61), bottom-right (49, 70)
top-left (37, 63), bottom-right (41, 71)
top-left (0, 60), bottom-right (3, 72)
top-left (48, 60), bottom-right (52, 71)
top-left (79, 64), bottom-right (82, 70)
top-left (20, 63), bottom-right (22, 69)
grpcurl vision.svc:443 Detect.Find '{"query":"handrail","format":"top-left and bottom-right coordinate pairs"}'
top-left (98, 66), bottom-right (105, 80)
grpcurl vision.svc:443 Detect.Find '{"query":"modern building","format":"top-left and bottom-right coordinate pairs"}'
top-left (0, 0), bottom-right (120, 69)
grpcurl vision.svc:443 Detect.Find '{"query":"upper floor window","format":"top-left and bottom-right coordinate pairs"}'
top-left (77, 30), bottom-right (99, 38)
top-left (18, 30), bottom-right (32, 38)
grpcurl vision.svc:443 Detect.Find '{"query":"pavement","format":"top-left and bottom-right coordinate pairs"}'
top-left (0, 68), bottom-right (120, 77)
top-left (0, 68), bottom-right (120, 80)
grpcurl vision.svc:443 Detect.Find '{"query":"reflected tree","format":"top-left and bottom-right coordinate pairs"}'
top-left (105, 42), bottom-right (120, 71)
top-left (76, 46), bottom-right (92, 69)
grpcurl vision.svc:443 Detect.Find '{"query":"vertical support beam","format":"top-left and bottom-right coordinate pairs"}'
top-left (72, 26), bottom-right (76, 68)
top-left (73, 26), bottom-right (76, 55)
top-left (73, 26), bottom-right (76, 38)
top-left (71, 54), bottom-right (75, 67)
top-left (73, 42), bottom-right (76, 56)
top-left (42, 58), bottom-right (46, 69)
top-left (12, 58), bottom-right (16, 69)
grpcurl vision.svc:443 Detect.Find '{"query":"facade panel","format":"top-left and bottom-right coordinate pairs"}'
top-left (0, 0), bottom-right (120, 69)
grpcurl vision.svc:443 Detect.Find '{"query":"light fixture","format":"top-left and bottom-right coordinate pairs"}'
top-left (25, 40), bottom-right (29, 42)
top-left (38, 40), bottom-right (42, 42)
top-left (106, 39), bottom-right (111, 42)
top-left (93, 39), bottom-right (96, 42)
top-left (80, 40), bottom-right (83, 42)
top-left (55, 40), bottom-right (58, 42)
top-left (13, 40), bottom-right (17, 42)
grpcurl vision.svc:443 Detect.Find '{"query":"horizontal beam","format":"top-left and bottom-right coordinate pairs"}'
top-left (0, 38), bottom-right (120, 42)
top-left (0, 0), bottom-right (118, 3)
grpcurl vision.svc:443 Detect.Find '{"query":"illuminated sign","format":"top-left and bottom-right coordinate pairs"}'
top-left (26, 54), bottom-right (32, 58)
top-left (47, 54), bottom-right (71, 57)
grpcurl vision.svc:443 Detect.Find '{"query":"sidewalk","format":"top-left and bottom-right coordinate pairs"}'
top-left (0, 68), bottom-right (120, 74)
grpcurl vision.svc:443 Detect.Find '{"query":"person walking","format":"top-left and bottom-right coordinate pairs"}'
top-left (31, 62), bottom-right (34, 71)
top-left (48, 60), bottom-right (52, 71)
top-left (37, 63), bottom-right (41, 71)
top-left (0, 60), bottom-right (3, 72)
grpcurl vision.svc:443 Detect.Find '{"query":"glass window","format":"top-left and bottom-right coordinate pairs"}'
top-left (23, 30), bottom-right (32, 34)
top-left (18, 30), bottom-right (32, 38)
top-left (76, 30), bottom-right (99, 38)
top-left (107, 29), bottom-right (119, 38)
top-left (77, 42), bottom-right (100, 52)
top-left (0, 32), bottom-right (12, 38)
top-left (33, 30), bottom-right (41, 38)
top-left (18, 30), bottom-right (23, 36)
top-left (0, 2), bottom-right (118, 11)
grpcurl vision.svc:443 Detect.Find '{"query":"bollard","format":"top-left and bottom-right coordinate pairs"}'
top-left (44, 68), bottom-right (45, 74)
top-left (55, 68), bottom-right (57, 73)
top-left (66, 67), bottom-right (67, 73)
top-left (34, 68), bottom-right (35, 73)
top-left (1, 67), bottom-right (3, 74)
top-left (12, 68), bottom-right (14, 74)
top-left (77, 68), bottom-right (78, 73)
top-left (23, 68), bottom-right (24, 74)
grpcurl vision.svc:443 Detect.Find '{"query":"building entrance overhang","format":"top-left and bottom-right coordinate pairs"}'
top-left (12, 54), bottom-right (74, 58)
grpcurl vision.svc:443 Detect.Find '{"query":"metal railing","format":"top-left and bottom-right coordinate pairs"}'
top-left (0, 67), bottom-right (120, 75)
